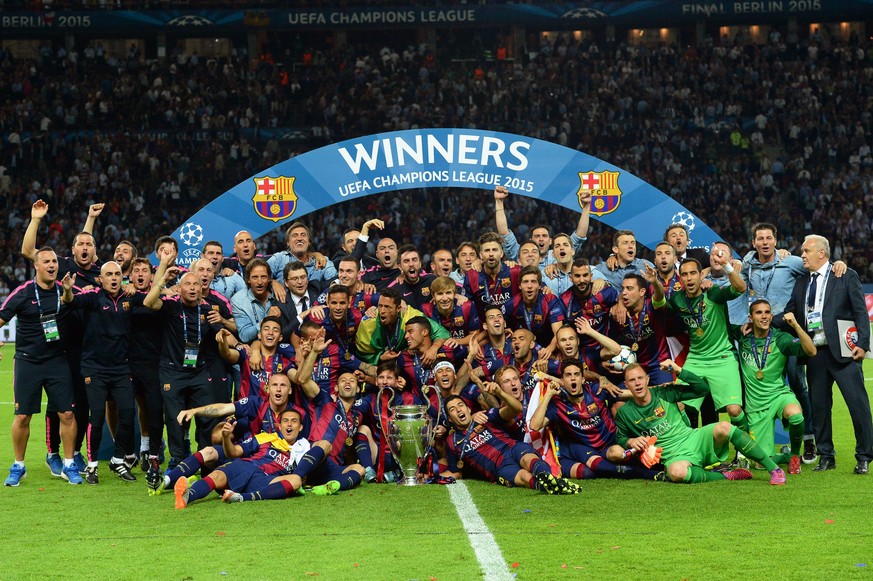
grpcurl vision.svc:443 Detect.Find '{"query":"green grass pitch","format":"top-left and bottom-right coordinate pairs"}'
top-left (1, 346), bottom-right (872, 580)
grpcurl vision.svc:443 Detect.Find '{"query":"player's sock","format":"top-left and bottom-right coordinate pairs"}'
top-left (140, 436), bottom-right (150, 453)
top-left (164, 451), bottom-right (205, 485)
top-left (788, 413), bottom-right (805, 456)
top-left (293, 446), bottom-right (326, 480)
top-left (729, 410), bottom-right (748, 432)
top-left (772, 453), bottom-right (790, 464)
top-left (338, 469), bottom-right (362, 491)
top-left (354, 435), bottom-right (374, 469)
top-left (185, 475), bottom-right (216, 503)
top-left (569, 463), bottom-right (594, 479)
top-left (683, 466), bottom-right (726, 483)
top-left (728, 426), bottom-right (777, 471)
top-left (242, 479), bottom-right (296, 501)
top-left (529, 458), bottom-right (551, 477)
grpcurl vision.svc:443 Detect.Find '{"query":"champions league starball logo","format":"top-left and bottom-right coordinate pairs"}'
top-left (561, 7), bottom-right (608, 18)
top-left (166, 15), bottom-right (214, 26)
top-left (177, 222), bottom-right (204, 267)
top-left (671, 211), bottom-right (696, 233)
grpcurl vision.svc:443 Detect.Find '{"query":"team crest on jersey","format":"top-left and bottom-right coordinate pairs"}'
top-left (533, 314), bottom-right (543, 325)
top-left (672, 281), bottom-right (683, 292)
top-left (654, 405), bottom-right (666, 418)
top-left (577, 170), bottom-right (622, 217)
top-left (587, 402), bottom-right (598, 414)
top-left (84, 377), bottom-right (91, 385)
top-left (454, 316), bottom-right (465, 327)
top-left (163, 383), bottom-right (171, 391)
top-left (252, 176), bottom-right (298, 222)
top-left (592, 304), bottom-right (602, 314)
top-left (421, 287), bottom-right (430, 297)
top-left (321, 357), bottom-right (331, 367)
top-left (122, 301), bottom-right (130, 311)
top-left (501, 278), bottom-right (511, 288)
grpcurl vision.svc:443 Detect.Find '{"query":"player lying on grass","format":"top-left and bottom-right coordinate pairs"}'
top-left (176, 409), bottom-right (365, 507)
top-left (529, 359), bottom-right (666, 481)
top-left (731, 301), bottom-right (816, 473)
top-left (615, 361), bottom-right (787, 485)
top-left (148, 371), bottom-right (310, 495)
top-left (438, 395), bottom-right (580, 494)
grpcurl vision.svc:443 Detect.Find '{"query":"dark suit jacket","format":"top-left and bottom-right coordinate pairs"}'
top-left (276, 287), bottom-right (320, 342)
top-left (331, 238), bottom-right (380, 272)
top-left (779, 266), bottom-right (870, 362)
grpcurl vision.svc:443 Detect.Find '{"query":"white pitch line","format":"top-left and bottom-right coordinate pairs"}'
top-left (447, 481), bottom-right (512, 580)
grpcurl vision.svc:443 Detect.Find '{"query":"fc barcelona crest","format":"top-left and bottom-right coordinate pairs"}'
top-left (577, 170), bottom-right (622, 217)
top-left (253, 176), bottom-right (298, 222)
top-left (654, 405), bottom-right (666, 418)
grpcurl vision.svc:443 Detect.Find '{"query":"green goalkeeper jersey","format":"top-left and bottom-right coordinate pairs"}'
top-left (615, 369), bottom-right (710, 456)
top-left (730, 326), bottom-right (805, 412)
top-left (656, 285), bottom-right (741, 362)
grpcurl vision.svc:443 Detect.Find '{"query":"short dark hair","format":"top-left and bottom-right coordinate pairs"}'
top-left (327, 284), bottom-right (351, 298)
top-left (748, 299), bottom-right (771, 314)
top-left (380, 287), bottom-right (402, 306)
top-left (520, 264), bottom-right (542, 284)
top-left (664, 223), bottom-right (688, 239)
top-left (283, 261), bottom-right (307, 280)
top-left (260, 315), bottom-right (283, 329)
top-left (117, 240), bottom-right (138, 257)
top-left (444, 394), bottom-right (465, 409)
top-left (478, 232), bottom-right (502, 247)
top-left (752, 222), bottom-right (778, 239)
top-left (397, 244), bottom-right (420, 259)
top-left (153, 235), bottom-right (178, 253)
top-left (572, 258), bottom-right (591, 269)
top-left (202, 240), bottom-right (222, 253)
top-left (376, 361), bottom-right (399, 376)
top-left (678, 257), bottom-right (702, 273)
top-left (405, 315), bottom-right (432, 330)
top-left (622, 273), bottom-right (647, 289)
top-left (613, 229), bottom-right (635, 247)
top-left (337, 254), bottom-right (360, 270)
top-left (561, 358), bottom-right (586, 375)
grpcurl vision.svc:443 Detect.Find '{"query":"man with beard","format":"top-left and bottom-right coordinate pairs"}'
top-left (493, 185), bottom-right (591, 268)
top-left (439, 395), bottom-right (580, 494)
top-left (559, 259), bottom-right (619, 358)
top-left (651, 242), bottom-right (683, 300)
top-left (504, 265), bottom-right (565, 357)
top-left (231, 258), bottom-right (279, 343)
top-left (530, 359), bottom-right (665, 481)
top-left (362, 237), bottom-right (401, 291)
top-left (61, 261), bottom-right (145, 484)
top-left (600, 230), bottom-right (655, 289)
top-left (389, 245), bottom-right (436, 310)
top-left (203, 240), bottom-right (245, 301)
top-left (113, 240), bottom-right (137, 283)
top-left (467, 306), bottom-right (513, 380)
top-left (268, 222), bottom-right (335, 291)
top-left (464, 232), bottom-right (521, 320)
top-left (543, 233), bottom-right (605, 295)
top-left (1, 247), bottom-right (82, 486)
top-left (355, 287), bottom-right (449, 366)
top-left (421, 276), bottom-right (479, 346)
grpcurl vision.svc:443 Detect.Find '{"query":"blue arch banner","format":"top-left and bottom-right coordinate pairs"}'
top-left (167, 128), bottom-right (718, 267)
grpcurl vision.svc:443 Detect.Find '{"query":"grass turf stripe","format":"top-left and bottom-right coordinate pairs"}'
top-left (447, 481), bottom-right (512, 580)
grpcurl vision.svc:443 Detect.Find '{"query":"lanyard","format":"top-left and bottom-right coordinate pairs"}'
top-left (682, 292), bottom-right (705, 330)
top-left (34, 279), bottom-right (60, 317)
top-left (412, 353), bottom-right (432, 388)
top-left (805, 264), bottom-right (831, 313)
top-left (482, 269), bottom-right (501, 305)
top-left (382, 320), bottom-right (402, 351)
top-left (335, 398), bottom-right (350, 436)
top-left (181, 303), bottom-right (202, 346)
top-left (747, 262), bottom-right (776, 300)
top-left (522, 300), bottom-right (536, 329)
top-left (629, 302), bottom-right (647, 344)
top-left (750, 330), bottom-right (773, 374)
top-left (255, 352), bottom-right (280, 387)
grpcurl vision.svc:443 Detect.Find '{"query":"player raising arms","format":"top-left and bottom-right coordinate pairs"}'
top-left (615, 361), bottom-right (787, 485)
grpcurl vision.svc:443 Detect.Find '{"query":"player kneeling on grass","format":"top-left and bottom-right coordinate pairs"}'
top-left (529, 359), bottom-right (666, 481)
top-left (732, 302), bottom-right (816, 474)
top-left (615, 361), bottom-right (787, 485)
top-left (438, 395), bottom-right (580, 494)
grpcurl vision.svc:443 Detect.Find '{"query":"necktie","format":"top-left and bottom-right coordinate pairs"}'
top-left (807, 272), bottom-right (818, 310)
top-left (300, 296), bottom-right (308, 312)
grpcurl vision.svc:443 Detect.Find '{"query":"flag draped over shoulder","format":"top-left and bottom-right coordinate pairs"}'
top-left (524, 376), bottom-right (561, 477)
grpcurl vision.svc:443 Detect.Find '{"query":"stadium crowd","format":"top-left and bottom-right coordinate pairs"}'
top-left (3, 26), bottom-right (873, 308)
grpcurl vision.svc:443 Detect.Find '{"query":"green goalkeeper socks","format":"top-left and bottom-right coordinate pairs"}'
top-left (729, 426), bottom-right (777, 471)
top-left (729, 409), bottom-right (748, 432)
top-left (683, 466), bottom-right (726, 483)
top-left (788, 413), bottom-right (805, 456)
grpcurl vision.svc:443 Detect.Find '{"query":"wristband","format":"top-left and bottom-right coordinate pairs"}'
top-left (723, 262), bottom-right (734, 274)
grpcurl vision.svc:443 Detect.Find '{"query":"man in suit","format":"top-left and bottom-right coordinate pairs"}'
top-left (271, 261), bottom-right (320, 343)
top-left (330, 218), bottom-right (382, 272)
top-left (780, 234), bottom-right (873, 475)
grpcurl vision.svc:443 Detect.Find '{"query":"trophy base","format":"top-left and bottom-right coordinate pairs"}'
top-left (398, 472), bottom-right (422, 486)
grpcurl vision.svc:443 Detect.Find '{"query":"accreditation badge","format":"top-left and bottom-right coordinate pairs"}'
top-left (183, 343), bottom-right (199, 368)
top-left (40, 314), bottom-right (60, 343)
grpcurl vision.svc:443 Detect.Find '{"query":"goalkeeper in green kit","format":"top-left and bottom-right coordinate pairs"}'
top-left (652, 254), bottom-right (746, 429)
top-left (615, 360), bottom-right (787, 485)
top-left (730, 300), bottom-right (816, 475)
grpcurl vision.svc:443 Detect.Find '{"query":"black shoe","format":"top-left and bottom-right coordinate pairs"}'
top-left (138, 451), bottom-right (150, 472)
top-left (802, 440), bottom-right (818, 465)
top-left (146, 457), bottom-right (163, 491)
top-left (813, 457), bottom-right (836, 472)
top-left (84, 466), bottom-right (99, 485)
top-left (653, 471), bottom-right (670, 482)
top-left (854, 460), bottom-right (869, 475)
top-left (110, 461), bottom-right (137, 482)
top-left (534, 472), bottom-right (560, 495)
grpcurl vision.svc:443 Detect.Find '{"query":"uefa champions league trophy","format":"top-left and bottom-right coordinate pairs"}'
top-left (379, 387), bottom-right (434, 485)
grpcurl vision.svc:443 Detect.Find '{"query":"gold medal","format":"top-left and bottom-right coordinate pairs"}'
top-left (755, 369), bottom-right (764, 380)
top-left (457, 460), bottom-right (464, 469)
top-left (696, 328), bottom-right (704, 337)
top-left (631, 342), bottom-right (639, 352)
top-left (345, 437), bottom-right (353, 446)
top-left (344, 352), bottom-right (351, 361)
top-left (749, 290), bottom-right (756, 297)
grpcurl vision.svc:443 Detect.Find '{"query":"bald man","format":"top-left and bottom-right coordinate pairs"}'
top-left (145, 254), bottom-right (227, 469)
top-left (61, 261), bottom-right (146, 483)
